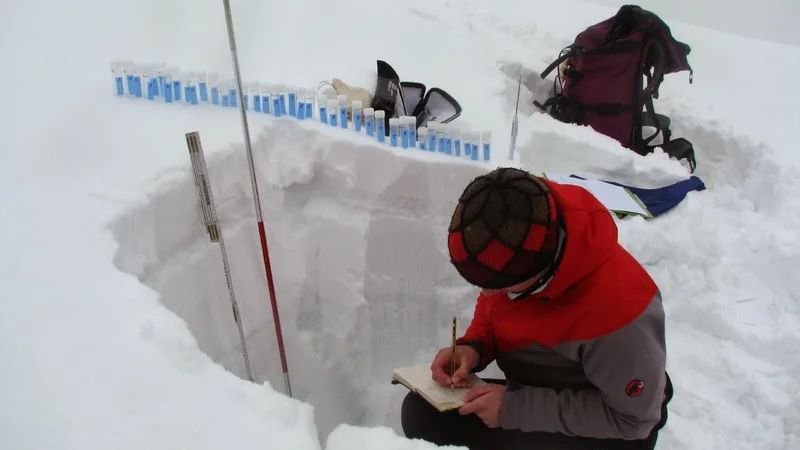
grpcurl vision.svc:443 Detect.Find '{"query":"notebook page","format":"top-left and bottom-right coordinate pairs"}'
top-left (544, 174), bottom-right (649, 216)
top-left (393, 364), bottom-right (483, 405)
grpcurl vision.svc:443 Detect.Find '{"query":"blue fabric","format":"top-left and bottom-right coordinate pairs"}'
top-left (569, 175), bottom-right (706, 218)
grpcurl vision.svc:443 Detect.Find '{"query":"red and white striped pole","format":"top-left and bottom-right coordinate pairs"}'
top-left (221, 0), bottom-right (292, 397)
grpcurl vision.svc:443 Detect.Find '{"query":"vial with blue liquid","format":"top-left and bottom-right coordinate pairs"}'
top-left (319, 95), bottom-right (328, 124)
top-left (227, 80), bottom-right (238, 108)
top-left (427, 122), bottom-right (439, 152)
top-left (252, 83), bottom-right (262, 113)
top-left (417, 127), bottom-right (428, 150)
top-left (278, 85), bottom-right (287, 115)
top-left (453, 128), bottom-right (462, 156)
top-left (288, 87), bottom-right (298, 117)
top-left (186, 73), bottom-right (199, 105)
top-left (352, 101), bottom-right (363, 132)
top-left (389, 118), bottom-right (400, 147)
top-left (207, 74), bottom-right (220, 106)
top-left (328, 99), bottom-right (338, 126)
top-left (273, 87), bottom-right (283, 117)
top-left (399, 117), bottom-right (410, 148)
top-left (304, 91), bottom-right (314, 120)
top-left (198, 73), bottom-right (209, 103)
top-left (162, 73), bottom-right (175, 104)
top-left (375, 110), bottom-right (386, 143)
top-left (111, 61), bottom-right (125, 96)
top-left (405, 116), bottom-right (416, 148)
top-left (168, 67), bottom-right (182, 102)
top-left (364, 108), bottom-right (375, 136)
top-left (295, 88), bottom-right (305, 119)
top-left (438, 125), bottom-right (448, 153)
top-left (337, 95), bottom-right (348, 129)
top-left (130, 65), bottom-right (143, 98)
top-left (482, 131), bottom-right (492, 161)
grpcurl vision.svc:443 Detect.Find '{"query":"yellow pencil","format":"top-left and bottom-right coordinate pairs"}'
top-left (450, 316), bottom-right (457, 393)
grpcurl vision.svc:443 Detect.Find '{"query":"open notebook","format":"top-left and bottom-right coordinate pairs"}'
top-left (542, 173), bottom-right (653, 218)
top-left (392, 363), bottom-right (486, 411)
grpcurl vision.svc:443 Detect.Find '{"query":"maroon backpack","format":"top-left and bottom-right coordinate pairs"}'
top-left (535, 5), bottom-right (697, 172)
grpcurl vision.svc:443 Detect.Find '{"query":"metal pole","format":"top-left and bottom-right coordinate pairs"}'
top-left (221, 0), bottom-right (292, 397)
top-left (508, 72), bottom-right (522, 160)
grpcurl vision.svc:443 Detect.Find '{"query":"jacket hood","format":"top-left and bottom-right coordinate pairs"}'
top-left (530, 179), bottom-right (619, 300)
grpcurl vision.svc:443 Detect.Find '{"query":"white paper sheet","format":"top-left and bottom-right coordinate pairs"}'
top-left (544, 174), bottom-right (651, 217)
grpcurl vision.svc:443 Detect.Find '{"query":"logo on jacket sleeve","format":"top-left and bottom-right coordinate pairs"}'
top-left (625, 379), bottom-right (644, 397)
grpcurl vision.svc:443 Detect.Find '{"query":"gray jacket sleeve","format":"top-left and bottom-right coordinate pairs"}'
top-left (498, 293), bottom-right (667, 440)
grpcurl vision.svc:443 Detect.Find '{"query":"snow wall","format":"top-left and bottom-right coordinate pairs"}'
top-left (110, 117), bottom-right (498, 442)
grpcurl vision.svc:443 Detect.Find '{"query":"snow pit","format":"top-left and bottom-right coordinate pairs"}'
top-left (103, 105), bottom-right (800, 449)
top-left (109, 117), bottom-right (500, 441)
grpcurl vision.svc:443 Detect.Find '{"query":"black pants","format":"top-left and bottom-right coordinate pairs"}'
top-left (401, 379), bottom-right (666, 450)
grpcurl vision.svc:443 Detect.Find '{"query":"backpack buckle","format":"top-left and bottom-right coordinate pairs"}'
top-left (662, 137), bottom-right (697, 173)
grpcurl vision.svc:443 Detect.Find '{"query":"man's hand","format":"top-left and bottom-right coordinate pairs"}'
top-left (431, 345), bottom-right (479, 388)
top-left (457, 384), bottom-right (507, 428)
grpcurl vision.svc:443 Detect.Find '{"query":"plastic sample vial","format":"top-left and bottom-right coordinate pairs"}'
top-left (482, 131), bottom-right (491, 161)
top-left (198, 73), bottom-right (209, 102)
top-left (470, 132), bottom-right (480, 160)
top-left (417, 126), bottom-right (428, 150)
top-left (304, 91), bottom-right (314, 119)
top-left (337, 94), bottom-right (348, 129)
top-left (328, 99), bottom-right (338, 126)
top-left (184, 73), bottom-right (194, 105)
top-left (319, 95), bottom-right (328, 124)
top-left (111, 62), bottom-right (125, 96)
top-left (294, 88), bottom-right (304, 119)
top-left (352, 101), bottom-right (363, 132)
top-left (375, 110), bottom-right (386, 143)
top-left (275, 85), bottom-right (286, 114)
top-left (400, 116), bottom-right (410, 148)
top-left (229, 81), bottom-right (239, 108)
top-left (438, 124), bottom-right (448, 153)
top-left (188, 73), bottom-right (199, 105)
top-left (260, 87), bottom-right (270, 114)
top-left (253, 84), bottom-right (262, 112)
top-left (443, 124), bottom-right (453, 154)
top-left (463, 132), bottom-right (472, 157)
top-left (132, 65), bottom-right (144, 98)
top-left (145, 67), bottom-right (158, 100)
top-left (288, 87), bottom-right (298, 117)
top-left (453, 128), bottom-right (462, 156)
top-left (389, 118), bottom-right (400, 147)
top-left (273, 86), bottom-right (283, 117)
top-left (171, 70), bottom-right (182, 102)
top-left (128, 65), bottom-right (142, 98)
top-left (427, 122), bottom-right (439, 152)
top-left (407, 116), bottom-right (417, 148)
top-left (364, 108), bottom-right (375, 136)
top-left (208, 74), bottom-right (220, 106)
top-left (163, 73), bottom-right (174, 103)
top-left (123, 64), bottom-right (135, 97)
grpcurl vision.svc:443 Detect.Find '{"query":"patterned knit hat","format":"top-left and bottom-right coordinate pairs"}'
top-left (447, 168), bottom-right (561, 289)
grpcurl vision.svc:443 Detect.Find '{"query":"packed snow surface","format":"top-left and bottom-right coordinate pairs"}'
top-left (1, 0), bottom-right (799, 449)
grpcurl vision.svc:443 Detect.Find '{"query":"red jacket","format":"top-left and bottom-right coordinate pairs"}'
top-left (456, 178), bottom-right (669, 440)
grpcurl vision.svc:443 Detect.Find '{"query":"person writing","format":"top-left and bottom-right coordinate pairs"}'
top-left (401, 167), bottom-right (673, 450)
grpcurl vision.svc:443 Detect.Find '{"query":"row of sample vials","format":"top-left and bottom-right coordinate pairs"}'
top-left (318, 94), bottom-right (491, 161)
top-left (111, 60), bottom-right (491, 161)
top-left (111, 61), bottom-right (316, 117)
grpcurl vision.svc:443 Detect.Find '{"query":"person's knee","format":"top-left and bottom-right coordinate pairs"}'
top-left (400, 392), bottom-right (435, 439)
